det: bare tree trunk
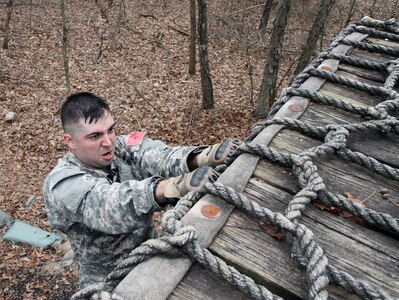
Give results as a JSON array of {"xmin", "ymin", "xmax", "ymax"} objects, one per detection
[
  {"xmin": 95, "ymin": 0, "xmax": 110, "ymax": 22},
  {"xmin": 198, "ymin": 0, "xmax": 214, "ymax": 109},
  {"xmin": 369, "ymin": 0, "xmax": 377, "ymax": 17},
  {"xmin": 344, "ymin": 0, "xmax": 356, "ymax": 28},
  {"xmin": 257, "ymin": 0, "xmax": 274, "ymax": 42},
  {"xmin": 293, "ymin": 0, "xmax": 334, "ymax": 78},
  {"xmin": 3, "ymin": 0, "xmax": 14, "ymax": 50},
  {"xmin": 254, "ymin": 0, "xmax": 291, "ymax": 118},
  {"xmin": 189, "ymin": 0, "xmax": 196, "ymax": 75},
  {"xmin": 61, "ymin": 0, "xmax": 71, "ymax": 96}
]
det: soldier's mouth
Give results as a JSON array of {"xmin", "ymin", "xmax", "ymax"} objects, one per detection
[{"xmin": 102, "ymin": 151, "xmax": 113, "ymax": 161}]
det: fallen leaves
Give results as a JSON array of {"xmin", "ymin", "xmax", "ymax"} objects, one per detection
[
  {"xmin": 258, "ymin": 221, "xmax": 284, "ymax": 239},
  {"xmin": 314, "ymin": 192, "xmax": 369, "ymax": 226}
]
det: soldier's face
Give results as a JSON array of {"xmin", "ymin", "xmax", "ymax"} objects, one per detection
[{"xmin": 63, "ymin": 112, "xmax": 116, "ymax": 169}]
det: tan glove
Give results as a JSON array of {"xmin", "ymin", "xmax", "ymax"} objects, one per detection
[
  {"xmin": 195, "ymin": 139, "xmax": 242, "ymax": 168},
  {"xmin": 164, "ymin": 166, "xmax": 219, "ymax": 200}
]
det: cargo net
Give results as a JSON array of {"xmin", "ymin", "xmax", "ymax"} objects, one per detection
[{"xmin": 72, "ymin": 17, "xmax": 399, "ymax": 300}]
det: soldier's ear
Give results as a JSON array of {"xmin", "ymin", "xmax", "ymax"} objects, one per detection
[{"xmin": 63, "ymin": 133, "xmax": 77, "ymax": 151}]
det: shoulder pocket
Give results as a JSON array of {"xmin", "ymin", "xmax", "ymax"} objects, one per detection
[{"xmin": 50, "ymin": 169, "xmax": 95, "ymax": 213}]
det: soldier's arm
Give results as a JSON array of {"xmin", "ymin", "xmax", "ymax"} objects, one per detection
[
  {"xmin": 117, "ymin": 134, "xmax": 196, "ymax": 178},
  {"xmin": 51, "ymin": 173, "xmax": 163, "ymax": 235}
]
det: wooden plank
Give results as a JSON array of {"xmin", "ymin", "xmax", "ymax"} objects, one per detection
[
  {"xmin": 206, "ymin": 180, "xmax": 399, "ymax": 299},
  {"xmin": 320, "ymin": 80, "xmax": 385, "ymax": 108},
  {"xmin": 169, "ymin": 264, "xmax": 250, "ymax": 300},
  {"xmin": 349, "ymin": 48, "xmax": 396, "ymax": 64},
  {"xmin": 338, "ymin": 63, "xmax": 386, "ymax": 84},
  {"xmin": 255, "ymin": 129, "xmax": 399, "ymax": 219},
  {"xmin": 300, "ymin": 102, "xmax": 399, "ymax": 166},
  {"xmin": 302, "ymin": 102, "xmax": 360, "ymax": 126},
  {"xmin": 335, "ymin": 69, "xmax": 384, "ymax": 87},
  {"xmin": 367, "ymin": 37, "xmax": 399, "ymax": 48}
]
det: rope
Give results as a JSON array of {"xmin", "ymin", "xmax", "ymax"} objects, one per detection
[{"xmin": 72, "ymin": 17, "xmax": 399, "ymax": 300}]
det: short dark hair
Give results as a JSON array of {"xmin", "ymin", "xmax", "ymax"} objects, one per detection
[{"xmin": 61, "ymin": 92, "xmax": 110, "ymax": 131}]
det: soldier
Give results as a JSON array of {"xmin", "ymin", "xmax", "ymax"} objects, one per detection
[{"xmin": 43, "ymin": 92, "xmax": 240, "ymax": 289}]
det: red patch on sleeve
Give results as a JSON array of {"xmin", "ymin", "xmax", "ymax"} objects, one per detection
[{"xmin": 127, "ymin": 132, "xmax": 146, "ymax": 146}]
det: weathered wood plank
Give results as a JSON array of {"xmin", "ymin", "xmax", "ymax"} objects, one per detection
[
  {"xmin": 349, "ymin": 48, "xmax": 397, "ymax": 64},
  {"xmin": 320, "ymin": 81, "xmax": 384, "ymax": 108},
  {"xmin": 366, "ymin": 36, "xmax": 399, "ymax": 48},
  {"xmin": 337, "ymin": 63, "xmax": 386, "ymax": 83},
  {"xmin": 301, "ymin": 102, "xmax": 360, "ymax": 126},
  {"xmin": 245, "ymin": 179, "xmax": 399, "ymax": 260},
  {"xmin": 254, "ymin": 129, "xmax": 399, "ymax": 219},
  {"xmin": 207, "ymin": 180, "xmax": 399, "ymax": 299},
  {"xmin": 299, "ymin": 103, "xmax": 399, "ymax": 168},
  {"xmin": 169, "ymin": 264, "xmax": 250, "ymax": 300}
]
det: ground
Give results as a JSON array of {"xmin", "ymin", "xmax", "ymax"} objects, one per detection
[{"xmin": 0, "ymin": 0, "xmax": 397, "ymax": 298}]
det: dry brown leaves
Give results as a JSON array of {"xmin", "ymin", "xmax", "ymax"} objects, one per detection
[{"xmin": 314, "ymin": 192, "xmax": 368, "ymax": 225}]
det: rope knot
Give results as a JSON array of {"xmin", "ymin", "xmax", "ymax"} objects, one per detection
[
  {"xmin": 367, "ymin": 106, "xmax": 388, "ymax": 119},
  {"xmin": 324, "ymin": 126, "xmax": 349, "ymax": 145},
  {"xmin": 169, "ymin": 225, "xmax": 198, "ymax": 247}
]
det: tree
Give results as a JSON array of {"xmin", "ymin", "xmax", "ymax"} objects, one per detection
[
  {"xmin": 344, "ymin": 0, "xmax": 356, "ymax": 28},
  {"xmin": 254, "ymin": 0, "xmax": 292, "ymax": 118},
  {"xmin": 197, "ymin": 0, "xmax": 214, "ymax": 109},
  {"xmin": 257, "ymin": 0, "xmax": 275, "ymax": 42},
  {"xmin": 189, "ymin": 0, "xmax": 196, "ymax": 75},
  {"xmin": 369, "ymin": 0, "xmax": 377, "ymax": 17},
  {"xmin": 293, "ymin": 0, "xmax": 334, "ymax": 78},
  {"xmin": 61, "ymin": 0, "xmax": 71, "ymax": 96},
  {"xmin": 2, "ymin": 0, "xmax": 14, "ymax": 50}
]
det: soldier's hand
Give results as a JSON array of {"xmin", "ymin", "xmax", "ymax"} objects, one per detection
[
  {"xmin": 195, "ymin": 139, "xmax": 242, "ymax": 168},
  {"xmin": 163, "ymin": 166, "xmax": 219, "ymax": 201}
]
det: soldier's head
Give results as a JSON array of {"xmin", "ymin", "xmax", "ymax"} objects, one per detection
[{"xmin": 61, "ymin": 92, "xmax": 116, "ymax": 169}]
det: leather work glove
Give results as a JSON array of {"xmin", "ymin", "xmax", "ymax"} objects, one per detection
[
  {"xmin": 195, "ymin": 139, "xmax": 242, "ymax": 168},
  {"xmin": 164, "ymin": 166, "xmax": 219, "ymax": 201}
]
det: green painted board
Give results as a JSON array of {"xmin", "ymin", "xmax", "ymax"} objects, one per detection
[{"xmin": 2, "ymin": 220, "xmax": 59, "ymax": 248}]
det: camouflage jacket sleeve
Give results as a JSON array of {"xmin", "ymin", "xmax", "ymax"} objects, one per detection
[
  {"xmin": 46, "ymin": 167, "xmax": 161, "ymax": 235},
  {"xmin": 116, "ymin": 134, "xmax": 197, "ymax": 179}
]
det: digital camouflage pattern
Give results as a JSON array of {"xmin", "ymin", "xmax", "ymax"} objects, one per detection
[{"xmin": 43, "ymin": 134, "xmax": 195, "ymax": 288}]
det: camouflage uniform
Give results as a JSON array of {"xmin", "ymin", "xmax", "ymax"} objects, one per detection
[{"xmin": 43, "ymin": 133, "xmax": 195, "ymax": 288}]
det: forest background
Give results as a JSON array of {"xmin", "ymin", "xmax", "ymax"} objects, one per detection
[{"xmin": 0, "ymin": 0, "xmax": 398, "ymax": 298}]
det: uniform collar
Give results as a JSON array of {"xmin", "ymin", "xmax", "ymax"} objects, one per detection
[{"xmin": 64, "ymin": 150, "xmax": 118, "ymax": 178}]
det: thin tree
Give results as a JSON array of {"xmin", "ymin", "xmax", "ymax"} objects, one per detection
[
  {"xmin": 254, "ymin": 0, "xmax": 291, "ymax": 118},
  {"xmin": 344, "ymin": 0, "xmax": 356, "ymax": 28},
  {"xmin": 293, "ymin": 0, "xmax": 334, "ymax": 78},
  {"xmin": 3, "ymin": 0, "xmax": 14, "ymax": 50},
  {"xmin": 197, "ymin": 0, "xmax": 214, "ymax": 109},
  {"xmin": 369, "ymin": 0, "xmax": 377, "ymax": 17},
  {"xmin": 189, "ymin": 0, "xmax": 196, "ymax": 75},
  {"xmin": 257, "ymin": 0, "xmax": 275, "ymax": 42},
  {"xmin": 61, "ymin": 0, "xmax": 71, "ymax": 95}
]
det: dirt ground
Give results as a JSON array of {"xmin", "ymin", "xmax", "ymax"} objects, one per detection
[{"xmin": 0, "ymin": 0, "xmax": 397, "ymax": 298}]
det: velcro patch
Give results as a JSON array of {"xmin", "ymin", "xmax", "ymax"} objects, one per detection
[{"xmin": 127, "ymin": 132, "xmax": 146, "ymax": 146}]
